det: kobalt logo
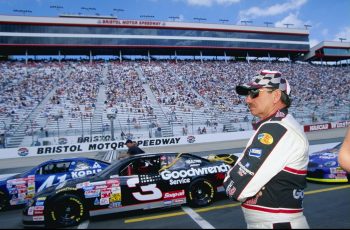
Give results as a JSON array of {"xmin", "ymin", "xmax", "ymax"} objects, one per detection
[
  {"xmin": 71, "ymin": 169, "xmax": 102, "ymax": 179},
  {"xmin": 161, "ymin": 163, "xmax": 230, "ymax": 180},
  {"xmin": 164, "ymin": 190, "xmax": 185, "ymax": 199}
]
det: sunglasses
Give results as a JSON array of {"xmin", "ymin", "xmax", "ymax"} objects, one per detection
[{"xmin": 247, "ymin": 88, "xmax": 276, "ymax": 99}]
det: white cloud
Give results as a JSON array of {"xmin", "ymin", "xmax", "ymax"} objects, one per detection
[
  {"xmin": 184, "ymin": 0, "xmax": 240, "ymax": 7},
  {"xmin": 239, "ymin": 0, "xmax": 307, "ymax": 19},
  {"xmin": 309, "ymin": 39, "xmax": 320, "ymax": 48},
  {"xmin": 274, "ymin": 13, "xmax": 306, "ymax": 29},
  {"xmin": 334, "ymin": 27, "xmax": 350, "ymax": 41},
  {"xmin": 321, "ymin": 28, "xmax": 329, "ymax": 37}
]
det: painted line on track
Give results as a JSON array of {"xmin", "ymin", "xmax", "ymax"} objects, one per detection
[
  {"xmin": 77, "ymin": 220, "xmax": 89, "ymax": 229},
  {"xmin": 182, "ymin": 206, "xmax": 215, "ymax": 229},
  {"xmin": 124, "ymin": 185, "xmax": 350, "ymax": 224}
]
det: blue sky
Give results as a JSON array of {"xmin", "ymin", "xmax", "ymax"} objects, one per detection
[{"xmin": 0, "ymin": 0, "xmax": 349, "ymax": 47}]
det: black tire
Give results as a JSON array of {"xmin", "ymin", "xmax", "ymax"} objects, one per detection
[
  {"xmin": 0, "ymin": 191, "xmax": 9, "ymax": 211},
  {"xmin": 45, "ymin": 194, "xmax": 86, "ymax": 228},
  {"xmin": 187, "ymin": 179, "xmax": 215, "ymax": 207}
]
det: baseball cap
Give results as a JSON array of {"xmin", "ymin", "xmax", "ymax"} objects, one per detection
[
  {"xmin": 125, "ymin": 139, "xmax": 133, "ymax": 144},
  {"xmin": 236, "ymin": 70, "xmax": 291, "ymax": 96}
]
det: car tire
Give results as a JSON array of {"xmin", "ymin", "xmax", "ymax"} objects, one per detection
[
  {"xmin": 45, "ymin": 194, "xmax": 86, "ymax": 228},
  {"xmin": 187, "ymin": 179, "xmax": 215, "ymax": 207},
  {"xmin": 0, "ymin": 191, "xmax": 9, "ymax": 211}
]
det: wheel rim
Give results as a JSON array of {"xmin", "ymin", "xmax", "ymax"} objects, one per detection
[
  {"xmin": 191, "ymin": 181, "xmax": 214, "ymax": 205},
  {"xmin": 0, "ymin": 194, "xmax": 7, "ymax": 211},
  {"xmin": 54, "ymin": 198, "xmax": 82, "ymax": 225}
]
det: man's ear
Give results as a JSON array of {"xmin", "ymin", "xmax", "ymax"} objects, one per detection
[{"xmin": 273, "ymin": 90, "xmax": 282, "ymax": 104}]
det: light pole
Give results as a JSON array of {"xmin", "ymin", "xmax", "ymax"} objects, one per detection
[
  {"xmin": 50, "ymin": 5, "xmax": 63, "ymax": 14},
  {"xmin": 169, "ymin": 16, "xmax": 180, "ymax": 22},
  {"xmin": 241, "ymin": 20, "xmax": 253, "ymax": 25},
  {"xmin": 140, "ymin": 15, "xmax": 155, "ymax": 20},
  {"xmin": 80, "ymin": 112, "xmax": 84, "ymax": 138},
  {"xmin": 339, "ymin": 38, "xmax": 347, "ymax": 43},
  {"xmin": 1, "ymin": 121, "xmax": 6, "ymax": 148},
  {"xmin": 53, "ymin": 115, "xmax": 60, "ymax": 139},
  {"xmin": 304, "ymin": 24, "xmax": 312, "ymax": 30},
  {"xmin": 89, "ymin": 114, "xmax": 92, "ymax": 141},
  {"xmin": 283, "ymin": 23, "xmax": 294, "ymax": 28},
  {"xmin": 113, "ymin": 8, "xmax": 124, "ymax": 18},
  {"xmin": 107, "ymin": 108, "xmax": 117, "ymax": 141},
  {"xmin": 219, "ymin": 19, "xmax": 229, "ymax": 24},
  {"xmin": 193, "ymin": 17, "xmax": 207, "ymax": 23},
  {"xmin": 13, "ymin": 9, "xmax": 32, "ymax": 15},
  {"xmin": 264, "ymin": 22, "xmax": 273, "ymax": 27}
]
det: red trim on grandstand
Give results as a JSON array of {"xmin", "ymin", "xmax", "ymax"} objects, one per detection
[
  {"xmin": 242, "ymin": 204, "xmax": 303, "ymax": 213},
  {"xmin": 0, "ymin": 44, "xmax": 309, "ymax": 52},
  {"xmin": 0, "ymin": 20, "xmax": 309, "ymax": 36},
  {"xmin": 283, "ymin": 167, "xmax": 307, "ymax": 175}
]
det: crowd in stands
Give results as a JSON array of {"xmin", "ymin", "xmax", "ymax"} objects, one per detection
[{"xmin": 0, "ymin": 59, "xmax": 349, "ymax": 147}]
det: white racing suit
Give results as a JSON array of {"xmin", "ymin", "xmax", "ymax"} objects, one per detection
[{"xmin": 224, "ymin": 108, "xmax": 309, "ymax": 229}]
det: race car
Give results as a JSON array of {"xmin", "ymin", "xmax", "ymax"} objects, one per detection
[
  {"xmin": 22, "ymin": 152, "xmax": 237, "ymax": 227},
  {"xmin": 307, "ymin": 142, "xmax": 349, "ymax": 183},
  {"xmin": 0, "ymin": 157, "xmax": 110, "ymax": 211}
]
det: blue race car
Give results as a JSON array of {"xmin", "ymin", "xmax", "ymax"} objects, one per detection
[
  {"xmin": 0, "ymin": 157, "xmax": 110, "ymax": 211},
  {"xmin": 307, "ymin": 142, "xmax": 349, "ymax": 183}
]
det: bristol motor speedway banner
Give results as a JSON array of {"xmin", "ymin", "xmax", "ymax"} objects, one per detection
[
  {"xmin": 0, "ymin": 131, "xmax": 254, "ymax": 160},
  {"xmin": 303, "ymin": 120, "xmax": 350, "ymax": 132}
]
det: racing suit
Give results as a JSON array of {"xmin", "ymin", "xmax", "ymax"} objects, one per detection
[{"xmin": 224, "ymin": 108, "xmax": 309, "ymax": 229}]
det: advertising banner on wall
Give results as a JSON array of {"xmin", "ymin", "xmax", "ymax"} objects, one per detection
[{"xmin": 0, "ymin": 131, "xmax": 254, "ymax": 160}]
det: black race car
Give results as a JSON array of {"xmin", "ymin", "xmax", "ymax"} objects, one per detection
[{"xmin": 22, "ymin": 152, "xmax": 236, "ymax": 227}]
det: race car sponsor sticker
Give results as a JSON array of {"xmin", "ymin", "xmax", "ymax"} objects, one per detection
[
  {"xmin": 109, "ymin": 202, "xmax": 121, "ymax": 208},
  {"xmin": 248, "ymin": 148, "xmax": 262, "ymax": 158},
  {"xmin": 28, "ymin": 207, "xmax": 34, "ymax": 216},
  {"xmin": 258, "ymin": 133, "xmax": 274, "ymax": 145},
  {"xmin": 109, "ymin": 193, "xmax": 122, "ymax": 202},
  {"xmin": 100, "ymin": 197, "xmax": 110, "ymax": 205},
  {"xmin": 163, "ymin": 190, "xmax": 185, "ymax": 200},
  {"xmin": 34, "ymin": 206, "xmax": 44, "ymax": 211},
  {"xmin": 33, "ymin": 216, "xmax": 44, "ymax": 221},
  {"xmin": 160, "ymin": 163, "xmax": 230, "ymax": 180},
  {"xmin": 84, "ymin": 190, "xmax": 100, "ymax": 198}
]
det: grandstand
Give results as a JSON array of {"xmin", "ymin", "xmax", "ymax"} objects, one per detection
[{"xmin": 0, "ymin": 14, "xmax": 349, "ymax": 148}]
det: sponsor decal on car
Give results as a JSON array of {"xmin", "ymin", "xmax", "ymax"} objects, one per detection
[
  {"xmin": 160, "ymin": 163, "xmax": 230, "ymax": 180},
  {"xmin": 71, "ymin": 169, "xmax": 103, "ymax": 179},
  {"xmin": 163, "ymin": 190, "xmax": 185, "ymax": 200},
  {"xmin": 257, "ymin": 133, "xmax": 274, "ymax": 145},
  {"xmin": 33, "ymin": 216, "xmax": 44, "ymax": 221}
]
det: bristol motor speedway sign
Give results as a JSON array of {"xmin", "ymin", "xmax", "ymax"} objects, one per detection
[{"xmin": 0, "ymin": 132, "xmax": 254, "ymax": 160}]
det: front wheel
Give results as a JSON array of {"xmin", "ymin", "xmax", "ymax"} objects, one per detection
[
  {"xmin": 46, "ymin": 194, "xmax": 87, "ymax": 228},
  {"xmin": 0, "ymin": 191, "xmax": 9, "ymax": 211},
  {"xmin": 187, "ymin": 179, "xmax": 215, "ymax": 207}
]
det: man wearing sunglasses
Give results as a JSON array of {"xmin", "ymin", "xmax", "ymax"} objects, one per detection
[{"xmin": 223, "ymin": 70, "xmax": 309, "ymax": 229}]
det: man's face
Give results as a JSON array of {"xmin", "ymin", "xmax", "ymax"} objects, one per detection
[
  {"xmin": 126, "ymin": 143, "xmax": 133, "ymax": 148},
  {"xmin": 245, "ymin": 88, "xmax": 276, "ymax": 119}
]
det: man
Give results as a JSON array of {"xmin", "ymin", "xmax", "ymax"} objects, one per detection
[
  {"xmin": 224, "ymin": 70, "xmax": 309, "ymax": 229},
  {"xmin": 339, "ymin": 127, "xmax": 350, "ymax": 172},
  {"xmin": 117, "ymin": 139, "xmax": 145, "ymax": 160}
]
